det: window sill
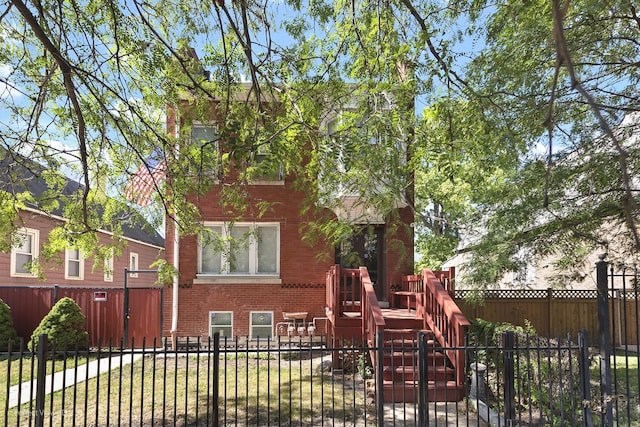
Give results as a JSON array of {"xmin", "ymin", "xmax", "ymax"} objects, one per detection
[
  {"xmin": 248, "ymin": 179, "xmax": 285, "ymax": 186},
  {"xmin": 10, "ymin": 274, "xmax": 37, "ymax": 278},
  {"xmin": 194, "ymin": 276, "xmax": 282, "ymax": 285}
]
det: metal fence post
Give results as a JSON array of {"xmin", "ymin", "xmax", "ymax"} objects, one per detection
[
  {"xmin": 578, "ymin": 330, "xmax": 593, "ymax": 427},
  {"xmin": 596, "ymin": 255, "xmax": 613, "ymax": 426},
  {"xmin": 212, "ymin": 332, "xmax": 219, "ymax": 427},
  {"xmin": 503, "ymin": 331, "xmax": 516, "ymax": 424},
  {"xmin": 35, "ymin": 334, "xmax": 47, "ymax": 427},
  {"xmin": 124, "ymin": 268, "xmax": 130, "ymax": 347},
  {"xmin": 376, "ymin": 329, "xmax": 385, "ymax": 427},
  {"xmin": 417, "ymin": 331, "xmax": 428, "ymax": 426}
]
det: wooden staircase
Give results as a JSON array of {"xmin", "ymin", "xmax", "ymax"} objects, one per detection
[
  {"xmin": 381, "ymin": 317, "xmax": 464, "ymax": 403},
  {"xmin": 326, "ymin": 265, "xmax": 469, "ymax": 404}
]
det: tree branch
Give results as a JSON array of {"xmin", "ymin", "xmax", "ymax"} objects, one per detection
[
  {"xmin": 11, "ymin": 0, "xmax": 92, "ymax": 230},
  {"xmin": 551, "ymin": 0, "xmax": 640, "ymax": 249}
]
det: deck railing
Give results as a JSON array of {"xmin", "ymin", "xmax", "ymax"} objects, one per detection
[{"xmin": 326, "ymin": 265, "xmax": 361, "ymax": 318}]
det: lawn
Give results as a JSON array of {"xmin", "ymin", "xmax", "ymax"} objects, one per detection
[
  {"xmin": 590, "ymin": 350, "xmax": 640, "ymax": 424},
  {"xmin": 1, "ymin": 353, "xmax": 94, "ymax": 424},
  {"xmin": 4, "ymin": 350, "xmax": 373, "ymax": 426}
]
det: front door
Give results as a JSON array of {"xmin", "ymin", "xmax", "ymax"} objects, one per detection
[{"xmin": 336, "ymin": 225, "xmax": 386, "ymax": 301}]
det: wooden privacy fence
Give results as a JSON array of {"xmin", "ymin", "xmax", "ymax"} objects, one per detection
[
  {"xmin": 455, "ymin": 288, "xmax": 640, "ymax": 345},
  {"xmin": 0, "ymin": 286, "xmax": 163, "ymax": 347}
]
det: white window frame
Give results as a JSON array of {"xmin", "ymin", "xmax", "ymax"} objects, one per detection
[
  {"xmin": 190, "ymin": 124, "xmax": 219, "ymax": 177},
  {"xmin": 10, "ymin": 228, "xmax": 39, "ymax": 277},
  {"xmin": 129, "ymin": 252, "xmax": 139, "ymax": 278},
  {"xmin": 104, "ymin": 249, "xmax": 114, "ymax": 282},
  {"xmin": 249, "ymin": 311, "xmax": 273, "ymax": 340},
  {"xmin": 65, "ymin": 248, "xmax": 84, "ymax": 280},
  {"xmin": 191, "ymin": 123, "xmax": 218, "ymax": 145},
  {"xmin": 209, "ymin": 311, "xmax": 233, "ymax": 339},
  {"xmin": 198, "ymin": 222, "xmax": 280, "ymax": 277}
]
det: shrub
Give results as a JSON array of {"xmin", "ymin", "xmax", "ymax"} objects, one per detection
[
  {"xmin": 0, "ymin": 298, "xmax": 19, "ymax": 350},
  {"xmin": 29, "ymin": 297, "xmax": 88, "ymax": 352}
]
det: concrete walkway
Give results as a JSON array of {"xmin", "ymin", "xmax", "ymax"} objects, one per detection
[
  {"xmin": 383, "ymin": 402, "xmax": 487, "ymax": 426},
  {"xmin": 8, "ymin": 354, "xmax": 142, "ymax": 409}
]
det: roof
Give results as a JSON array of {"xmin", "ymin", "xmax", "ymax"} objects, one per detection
[{"xmin": 0, "ymin": 151, "xmax": 165, "ymax": 248}]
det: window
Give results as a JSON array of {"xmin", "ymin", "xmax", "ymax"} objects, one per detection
[
  {"xmin": 248, "ymin": 146, "xmax": 284, "ymax": 182},
  {"xmin": 65, "ymin": 248, "xmax": 84, "ymax": 280},
  {"xmin": 250, "ymin": 311, "xmax": 273, "ymax": 340},
  {"xmin": 191, "ymin": 124, "xmax": 218, "ymax": 146},
  {"xmin": 209, "ymin": 311, "xmax": 233, "ymax": 339},
  {"xmin": 199, "ymin": 223, "xmax": 279, "ymax": 276},
  {"xmin": 129, "ymin": 252, "xmax": 139, "ymax": 278},
  {"xmin": 189, "ymin": 124, "xmax": 219, "ymax": 176},
  {"xmin": 11, "ymin": 228, "xmax": 39, "ymax": 277},
  {"xmin": 104, "ymin": 250, "xmax": 114, "ymax": 282}
]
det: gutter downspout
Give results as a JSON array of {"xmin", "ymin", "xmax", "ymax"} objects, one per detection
[{"xmin": 171, "ymin": 215, "xmax": 179, "ymax": 350}]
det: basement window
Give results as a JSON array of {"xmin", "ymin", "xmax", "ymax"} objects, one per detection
[
  {"xmin": 250, "ymin": 311, "xmax": 273, "ymax": 340},
  {"xmin": 210, "ymin": 311, "xmax": 233, "ymax": 339}
]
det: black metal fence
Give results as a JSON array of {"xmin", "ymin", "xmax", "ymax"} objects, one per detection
[
  {"xmin": 2, "ymin": 333, "xmax": 639, "ymax": 426},
  {"xmin": 1, "ymin": 259, "xmax": 639, "ymax": 426}
]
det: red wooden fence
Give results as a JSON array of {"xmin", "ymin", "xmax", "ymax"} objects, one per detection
[{"xmin": 0, "ymin": 286, "xmax": 163, "ymax": 347}]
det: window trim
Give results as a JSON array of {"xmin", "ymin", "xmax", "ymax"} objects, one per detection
[
  {"xmin": 249, "ymin": 311, "xmax": 274, "ymax": 341},
  {"xmin": 65, "ymin": 248, "xmax": 84, "ymax": 280},
  {"xmin": 129, "ymin": 252, "xmax": 139, "ymax": 278},
  {"xmin": 10, "ymin": 228, "xmax": 39, "ymax": 277},
  {"xmin": 209, "ymin": 311, "xmax": 233, "ymax": 339},
  {"xmin": 104, "ymin": 249, "xmax": 114, "ymax": 282},
  {"xmin": 197, "ymin": 222, "xmax": 280, "ymax": 278}
]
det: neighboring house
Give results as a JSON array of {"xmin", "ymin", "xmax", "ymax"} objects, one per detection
[
  {"xmin": 444, "ymin": 115, "xmax": 640, "ymax": 291},
  {"xmin": 443, "ymin": 249, "xmax": 602, "ymax": 291},
  {"xmin": 0, "ymin": 152, "xmax": 165, "ymax": 289},
  {"xmin": 164, "ymin": 84, "xmax": 414, "ymax": 340}
]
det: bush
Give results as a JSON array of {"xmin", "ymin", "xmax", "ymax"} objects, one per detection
[
  {"xmin": 29, "ymin": 297, "xmax": 88, "ymax": 352},
  {"xmin": 0, "ymin": 298, "xmax": 19, "ymax": 350}
]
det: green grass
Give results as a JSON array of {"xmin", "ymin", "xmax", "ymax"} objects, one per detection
[
  {"xmin": 0, "ymin": 354, "xmax": 92, "ymax": 387},
  {"xmin": 4, "ymin": 351, "xmax": 373, "ymax": 426},
  {"xmin": 588, "ymin": 350, "xmax": 640, "ymax": 425}
]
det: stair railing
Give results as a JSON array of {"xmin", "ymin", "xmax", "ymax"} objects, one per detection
[
  {"xmin": 419, "ymin": 268, "xmax": 470, "ymax": 388},
  {"xmin": 360, "ymin": 267, "xmax": 386, "ymax": 349},
  {"xmin": 360, "ymin": 266, "xmax": 386, "ymax": 412}
]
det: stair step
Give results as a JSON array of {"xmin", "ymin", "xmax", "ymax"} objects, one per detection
[
  {"xmin": 383, "ymin": 328, "xmax": 432, "ymax": 341},
  {"xmin": 383, "ymin": 365, "xmax": 454, "ymax": 382},
  {"xmin": 382, "ymin": 354, "xmax": 448, "ymax": 370},
  {"xmin": 384, "ymin": 318, "xmax": 424, "ymax": 330}
]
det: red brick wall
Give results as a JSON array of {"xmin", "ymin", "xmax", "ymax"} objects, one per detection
[
  {"xmin": 163, "ymin": 177, "xmax": 333, "ymax": 338},
  {"xmin": 164, "ymin": 101, "xmax": 415, "ymax": 339},
  {"xmin": 163, "ymin": 283, "xmax": 326, "ymax": 339}
]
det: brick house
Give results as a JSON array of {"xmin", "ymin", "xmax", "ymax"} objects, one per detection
[
  {"xmin": 0, "ymin": 153, "xmax": 165, "ymax": 289},
  {"xmin": 164, "ymin": 85, "xmax": 414, "ymax": 342}
]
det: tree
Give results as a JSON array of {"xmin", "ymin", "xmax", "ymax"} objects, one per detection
[
  {"xmin": 2, "ymin": 0, "xmax": 639, "ymax": 286},
  {"xmin": 452, "ymin": 0, "xmax": 640, "ymax": 286},
  {"xmin": 30, "ymin": 297, "xmax": 88, "ymax": 351},
  {"xmin": 0, "ymin": 298, "xmax": 19, "ymax": 350}
]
